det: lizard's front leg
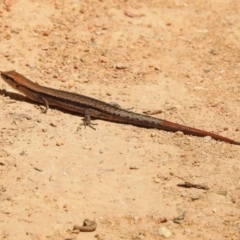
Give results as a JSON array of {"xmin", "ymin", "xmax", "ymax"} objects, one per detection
[{"xmin": 80, "ymin": 109, "xmax": 98, "ymax": 130}]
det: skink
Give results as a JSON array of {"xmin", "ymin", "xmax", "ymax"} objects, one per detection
[{"xmin": 1, "ymin": 70, "xmax": 239, "ymax": 145}]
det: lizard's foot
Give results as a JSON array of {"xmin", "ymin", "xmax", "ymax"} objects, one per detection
[
  {"xmin": 37, "ymin": 95, "xmax": 49, "ymax": 113},
  {"xmin": 77, "ymin": 109, "xmax": 98, "ymax": 131}
]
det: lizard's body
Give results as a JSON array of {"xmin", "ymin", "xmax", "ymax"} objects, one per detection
[{"xmin": 1, "ymin": 70, "xmax": 239, "ymax": 145}]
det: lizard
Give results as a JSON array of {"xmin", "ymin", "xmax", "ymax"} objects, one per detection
[{"xmin": 1, "ymin": 70, "xmax": 239, "ymax": 145}]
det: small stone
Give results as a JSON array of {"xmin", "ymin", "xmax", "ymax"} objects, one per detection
[
  {"xmin": 10, "ymin": 28, "xmax": 21, "ymax": 34},
  {"xmin": 193, "ymin": 86, "xmax": 205, "ymax": 91},
  {"xmin": 28, "ymin": 63, "xmax": 36, "ymax": 68},
  {"xmin": 209, "ymin": 49, "xmax": 218, "ymax": 55},
  {"xmin": 175, "ymin": 131, "xmax": 184, "ymax": 137},
  {"xmin": 154, "ymin": 177, "xmax": 161, "ymax": 183},
  {"xmin": 56, "ymin": 141, "xmax": 64, "ymax": 146},
  {"xmin": 133, "ymin": 216, "xmax": 139, "ymax": 222},
  {"xmin": 203, "ymin": 136, "xmax": 212, "ymax": 143},
  {"xmin": 41, "ymin": 46, "xmax": 48, "ymax": 50},
  {"xmin": 191, "ymin": 194, "xmax": 201, "ymax": 201},
  {"xmin": 184, "ymin": 229, "xmax": 192, "ymax": 234},
  {"xmin": 203, "ymin": 68, "xmax": 211, "ymax": 73},
  {"xmin": 158, "ymin": 227, "xmax": 172, "ymax": 238},
  {"xmin": 50, "ymin": 122, "xmax": 57, "ymax": 127},
  {"xmin": 115, "ymin": 63, "xmax": 128, "ymax": 69}
]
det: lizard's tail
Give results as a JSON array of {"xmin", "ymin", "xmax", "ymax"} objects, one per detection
[{"xmin": 160, "ymin": 119, "xmax": 240, "ymax": 145}]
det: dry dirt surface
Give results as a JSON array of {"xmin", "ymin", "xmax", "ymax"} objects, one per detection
[{"xmin": 0, "ymin": 0, "xmax": 240, "ymax": 239}]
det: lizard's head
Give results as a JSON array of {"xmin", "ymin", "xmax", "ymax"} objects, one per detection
[{"xmin": 0, "ymin": 70, "xmax": 21, "ymax": 90}]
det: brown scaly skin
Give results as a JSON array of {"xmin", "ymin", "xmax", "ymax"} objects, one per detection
[{"xmin": 1, "ymin": 70, "xmax": 239, "ymax": 145}]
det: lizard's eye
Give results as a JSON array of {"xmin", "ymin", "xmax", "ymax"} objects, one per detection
[{"xmin": 3, "ymin": 75, "xmax": 11, "ymax": 80}]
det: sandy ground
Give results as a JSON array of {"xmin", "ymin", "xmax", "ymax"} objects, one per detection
[{"xmin": 0, "ymin": 0, "xmax": 240, "ymax": 239}]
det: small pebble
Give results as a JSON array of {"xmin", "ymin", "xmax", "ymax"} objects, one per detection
[
  {"xmin": 115, "ymin": 63, "xmax": 128, "ymax": 69},
  {"xmin": 193, "ymin": 86, "xmax": 205, "ymax": 91},
  {"xmin": 203, "ymin": 136, "xmax": 212, "ymax": 143},
  {"xmin": 203, "ymin": 68, "xmax": 211, "ymax": 73},
  {"xmin": 56, "ymin": 141, "xmax": 64, "ymax": 146},
  {"xmin": 158, "ymin": 227, "xmax": 172, "ymax": 238},
  {"xmin": 50, "ymin": 122, "xmax": 57, "ymax": 127},
  {"xmin": 175, "ymin": 131, "xmax": 184, "ymax": 137},
  {"xmin": 191, "ymin": 194, "xmax": 201, "ymax": 201},
  {"xmin": 154, "ymin": 177, "xmax": 161, "ymax": 183}
]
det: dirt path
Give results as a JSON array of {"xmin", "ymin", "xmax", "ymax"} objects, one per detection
[{"xmin": 0, "ymin": 0, "xmax": 240, "ymax": 239}]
